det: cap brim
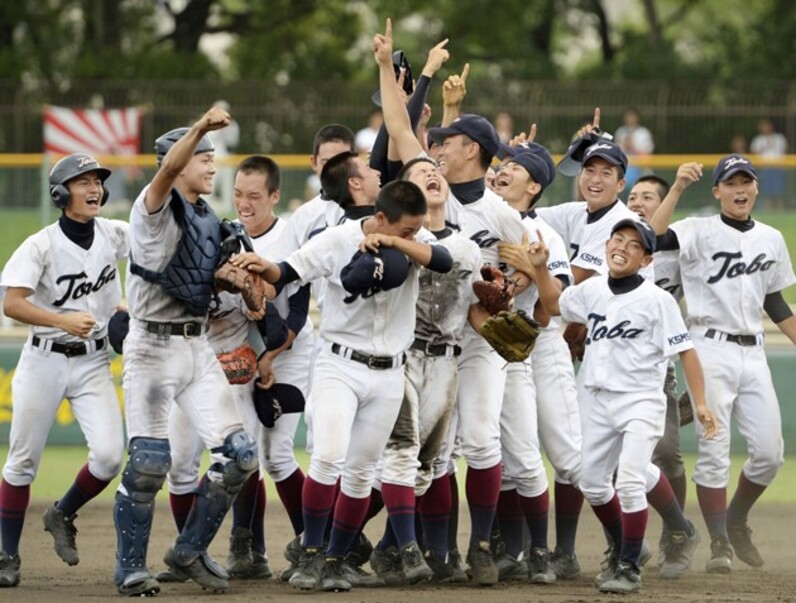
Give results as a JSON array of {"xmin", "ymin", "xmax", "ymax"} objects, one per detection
[
  {"xmin": 496, "ymin": 143, "xmax": 516, "ymax": 161},
  {"xmin": 428, "ymin": 125, "xmax": 461, "ymax": 145},
  {"xmin": 557, "ymin": 155, "xmax": 582, "ymax": 177}
]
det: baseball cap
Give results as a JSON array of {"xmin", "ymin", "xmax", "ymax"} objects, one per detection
[
  {"xmin": 428, "ymin": 114, "xmax": 501, "ymax": 159},
  {"xmin": 340, "ymin": 246, "xmax": 410, "ymax": 295},
  {"xmin": 501, "ymin": 142, "xmax": 556, "ymax": 187},
  {"xmin": 107, "ymin": 310, "xmax": 130, "ymax": 355},
  {"xmin": 252, "ymin": 381, "xmax": 305, "ymax": 428},
  {"xmin": 712, "ymin": 153, "xmax": 758, "ymax": 185},
  {"xmin": 580, "ymin": 141, "xmax": 628, "ymax": 175},
  {"xmin": 508, "ymin": 151, "xmax": 553, "ymax": 190},
  {"xmin": 155, "ymin": 127, "xmax": 215, "ymax": 166},
  {"xmin": 610, "ymin": 218, "xmax": 656, "ymax": 254},
  {"xmin": 372, "ymin": 50, "xmax": 414, "ymax": 107},
  {"xmin": 557, "ymin": 130, "xmax": 620, "ymax": 177}
]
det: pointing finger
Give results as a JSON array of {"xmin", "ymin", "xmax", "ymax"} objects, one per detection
[
  {"xmin": 592, "ymin": 107, "xmax": 601, "ymax": 130},
  {"xmin": 460, "ymin": 63, "xmax": 470, "ymax": 83}
]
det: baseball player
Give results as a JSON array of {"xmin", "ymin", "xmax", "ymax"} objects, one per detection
[
  {"xmin": 232, "ymin": 179, "xmax": 453, "ymax": 592},
  {"xmin": 367, "ymin": 27, "xmax": 478, "ymax": 584},
  {"xmin": 0, "ymin": 154, "xmax": 127, "ymax": 588},
  {"xmin": 649, "ymin": 156, "xmax": 796, "ymax": 573},
  {"xmin": 158, "ymin": 155, "xmax": 312, "ymax": 583},
  {"xmin": 529, "ymin": 218, "xmax": 717, "ymax": 593},
  {"xmin": 627, "ymin": 174, "xmax": 694, "ymax": 568},
  {"xmin": 492, "ymin": 147, "xmax": 574, "ymax": 583},
  {"xmin": 112, "ymin": 107, "xmax": 259, "ymax": 596}
]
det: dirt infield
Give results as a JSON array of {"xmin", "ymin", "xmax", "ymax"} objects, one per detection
[{"xmin": 3, "ymin": 499, "xmax": 795, "ymax": 602}]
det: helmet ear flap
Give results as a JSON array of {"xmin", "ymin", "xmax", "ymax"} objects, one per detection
[
  {"xmin": 50, "ymin": 184, "xmax": 70, "ymax": 209},
  {"xmin": 100, "ymin": 183, "xmax": 110, "ymax": 206}
]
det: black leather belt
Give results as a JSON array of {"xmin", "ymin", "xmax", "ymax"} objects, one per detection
[
  {"xmin": 145, "ymin": 321, "xmax": 205, "ymax": 337},
  {"xmin": 331, "ymin": 343, "xmax": 405, "ymax": 370},
  {"xmin": 410, "ymin": 338, "xmax": 462, "ymax": 357},
  {"xmin": 32, "ymin": 335, "xmax": 105, "ymax": 357},
  {"xmin": 704, "ymin": 328, "xmax": 760, "ymax": 347}
]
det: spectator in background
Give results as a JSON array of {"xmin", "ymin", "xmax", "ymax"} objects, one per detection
[
  {"xmin": 750, "ymin": 118, "xmax": 788, "ymax": 210},
  {"xmin": 730, "ymin": 133, "xmax": 749, "ymax": 155},
  {"xmin": 355, "ymin": 108, "xmax": 383, "ymax": 154},
  {"xmin": 208, "ymin": 100, "xmax": 241, "ymax": 212},
  {"xmin": 494, "ymin": 111, "xmax": 514, "ymax": 144},
  {"xmin": 614, "ymin": 107, "xmax": 654, "ymax": 188}
]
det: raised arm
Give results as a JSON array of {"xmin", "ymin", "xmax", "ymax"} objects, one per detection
[
  {"xmin": 145, "ymin": 106, "xmax": 230, "ymax": 214},
  {"xmin": 649, "ymin": 162, "xmax": 703, "ymax": 235}
]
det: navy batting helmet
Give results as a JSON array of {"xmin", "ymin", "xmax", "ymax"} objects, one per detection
[
  {"xmin": 154, "ymin": 127, "xmax": 215, "ymax": 167},
  {"xmin": 49, "ymin": 153, "xmax": 112, "ymax": 209}
]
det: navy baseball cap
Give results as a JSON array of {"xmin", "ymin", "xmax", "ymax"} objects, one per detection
[
  {"xmin": 557, "ymin": 131, "xmax": 624, "ymax": 177},
  {"xmin": 611, "ymin": 218, "xmax": 656, "ymax": 254},
  {"xmin": 501, "ymin": 142, "xmax": 556, "ymax": 187},
  {"xmin": 252, "ymin": 381, "xmax": 305, "ymax": 429},
  {"xmin": 508, "ymin": 151, "xmax": 553, "ymax": 190},
  {"xmin": 107, "ymin": 310, "xmax": 130, "ymax": 355},
  {"xmin": 428, "ymin": 114, "xmax": 501, "ymax": 159},
  {"xmin": 340, "ymin": 246, "xmax": 410, "ymax": 295},
  {"xmin": 581, "ymin": 141, "xmax": 628, "ymax": 175},
  {"xmin": 712, "ymin": 154, "xmax": 758, "ymax": 185}
]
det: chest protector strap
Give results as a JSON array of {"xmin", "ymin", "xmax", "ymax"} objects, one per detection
[{"xmin": 130, "ymin": 191, "xmax": 222, "ymax": 316}]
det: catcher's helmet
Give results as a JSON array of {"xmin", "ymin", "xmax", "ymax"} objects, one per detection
[
  {"xmin": 49, "ymin": 153, "xmax": 112, "ymax": 209},
  {"xmin": 154, "ymin": 127, "xmax": 215, "ymax": 167}
]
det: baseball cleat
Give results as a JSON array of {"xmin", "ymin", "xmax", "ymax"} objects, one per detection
[
  {"xmin": 466, "ymin": 540, "xmax": 499, "ymax": 585},
  {"xmin": 42, "ymin": 504, "xmax": 79, "ymax": 566},
  {"xmin": 423, "ymin": 549, "xmax": 455, "ymax": 582},
  {"xmin": 320, "ymin": 557, "xmax": 351, "ymax": 592},
  {"xmin": 494, "ymin": 552, "xmax": 528, "ymax": 581},
  {"xmin": 370, "ymin": 545, "xmax": 405, "ymax": 585},
  {"xmin": 0, "ymin": 552, "xmax": 21, "ymax": 588},
  {"xmin": 154, "ymin": 567, "xmax": 190, "ymax": 583},
  {"xmin": 659, "ymin": 523, "xmax": 700, "ymax": 579},
  {"xmin": 163, "ymin": 547, "xmax": 229, "ymax": 591},
  {"xmin": 340, "ymin": 558, "xmax": 385, "ymax": 587},
  {"xmin": 727, "ymin": 520, "xmax": 764, "ymax": 567},
  {"xmin": 116, "ymin": 570, "xmax": 160, "ymax": 597},
  {"xmin": 226, "ymin": 527, "xmax": 254, "ymax": 578},
  {"xmin": 527, "ymin": 547, "xmax": 557, "ymax": 584},
  {"xmin": 447, "ymin": 548, "xmax": 470, "ymax": 583},
  {"xmin": 595, "ymin": 545, "xmax": 618, "ymax": 587},
  {"xmin": 598, "ymin": 560, "xmax": 641, "ymax": 594},
  {"xmin": 550, "ymin": 547, "xmax": 581, "ymax": 580},
  {"xmin": 289, "ymin": 547, "xmax": 323, "ymax": 590},
  {"xmin": 399, "ymin": 541, "xmax": 434, "ymax": 584},
  {"xmin": 706, "ymin": 536, "xmax": 733, "ymax": 574}
]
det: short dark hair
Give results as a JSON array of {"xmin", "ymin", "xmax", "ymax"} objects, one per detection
[
  {"xmin": 312, "ymin": 124, "xmax": 355, "ymax": 157},
  {"xmin": 236, "ymin": 155, "xmax": 281, "ymax": 194},
  {"xmin": 376, "ymin": 180, "xmax": 427, "ymax": 222},
  {"xmin": 320, "ymin": 150, "xmax": 359, "ymax": 209},
  {"xmin": 396, "ymin": 157, "xmax": 437, "ymax": 181},
  {"xmin": 634, "ymin": 174, "xmax": 670, "ymax": 200},
  {"xmin": 462, "ymin": 135, "xmax": 493, "ymax": 171}
]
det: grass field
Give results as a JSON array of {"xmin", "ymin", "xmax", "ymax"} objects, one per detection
[
  {"xmin": 3, "ymin": 208, "xmax": 796, "ymax": 302},
  {"xmin": 5, "ymin": 445, "xmax": 795, "ymax": 504}
]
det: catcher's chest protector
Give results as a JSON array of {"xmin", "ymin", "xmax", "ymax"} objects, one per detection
[{"xmin": 130, "ymin": 190, "xmax": 223, "ymax": 316}]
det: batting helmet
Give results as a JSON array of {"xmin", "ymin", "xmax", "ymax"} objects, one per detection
[
  {"xmin": 154, "ymin": 127, "xmax": 215, "ymax": 167},
  {"xmin": 49, "ymin": 153, "xmax": 112, "ymax": 210}
]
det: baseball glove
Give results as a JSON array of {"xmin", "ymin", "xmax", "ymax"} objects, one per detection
[
  {"xmin": 473, "ymin": 264, "xmax": 516, "ymax": 315},
  {"xmin": 217, "ymin": 345, "xmax": 258, "ymax": 385},
  {"xmin": 478, "ymin": 309, "xmax": 541, "ymax": 363},
  {"xmin": 678, "ymin": 391, "xmax": 694, "ymax": 427},
  {"xmin": 214, "ymin": 262, "xmax": 268, "ymax": 314}
]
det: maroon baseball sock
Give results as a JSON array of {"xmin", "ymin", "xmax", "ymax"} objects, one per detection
[
  {"xmin": 647, "ymin": 473, "xmax": 691, "ymax": 534},
  {"xmin": 696, "ymin": 484, "xmax": 727, "ymax": 540},
  {"xmin": 169, "ymin": 492, "xmax": 194, "ymax": 532},
  {"xmin": 58, "ymin": 463, "xmax": 111, "ymax": 518},
  {"xmin": 302, "ymin": 476, "xmax": 336, "ymax": 548},
  {"xmin": 381, "ymin": 483, "xmax": 417, "ymax": 548},
  {"xmin": 726, "ymin": 471, "xmax": 767, "ymax": 525},
  {"xmin": 554, "ymin": 481, "xmax": 584, "ymax": 554},
  {"xmin": 620, "ymin": 508, "xmax": 648, "ymax": 568},
  {"xmin": 496, "ymin": 489, "xmax": 524, "ymax": 557},
  {"xmin": 0, "ymin": 479, "xmax": 30, "ymax": 556},
  {"xmin": 275, "ymin": 468, "xmax": 305, "ymax": 536},
  {"xmin": 326, "ymin": 492, "xmax": 370, "ymax": 557},
  {"xmin": 466, "ymin": 464, "xmax": 502, "ymax": 548},
  {"xmin": 419, "ymin": 475, "xmax": 452, "ymax": 559},
  {"xmin": 591, "ymin": 493, "xmax": 622, "ymax": 550},
  {"xmin": 519, "ymin": 489, "xmax": 550, "ymax": 551}
]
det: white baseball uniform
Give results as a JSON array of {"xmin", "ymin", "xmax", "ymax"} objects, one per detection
[
  {"xmin": 285, "ymin": 218, "xmax": 434, "ymax": 498},
  {"xmin": 670, "ymin": 215, "xmax": 795, "ymax": 488},
  {"xmin": 444, "ymin": 187, "xmax": 527, "ymax": 469},
  {"xmin": 1, "ymin": 218, "xmax": 128, "ymax": 486},
  {"xmin": 560, "ymin": 276, "xmax": 694, "ymax": 513}
]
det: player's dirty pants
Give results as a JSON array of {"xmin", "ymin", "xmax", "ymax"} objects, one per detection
[
  {"xmin": 651, "ymin": 362, "xmax": 685, "ymax": 481},
  {"xmin": 691, "ymin": 336, "xmax": 783, "ymax": 488},
  {"xmin": 380, "ymin": 349, "xmax": 458, "ymax": 494},
  {"xmin": 3, "ymin": 340, "xmax": 124, "ymax": 486},
  {"xmin": 531, "ymin": 327, "xmax": 582, "ymax": 488},
  {"xmin": 307, "ymin": 345, "xmax": 405, "ymax": 498},
  {"xmin": 579, "ymin": 388, "xmax": 665, "ymax": 513},
  {"xmin": 500, "ymin": 360, "xmax": 547, "ymax": 498}
]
